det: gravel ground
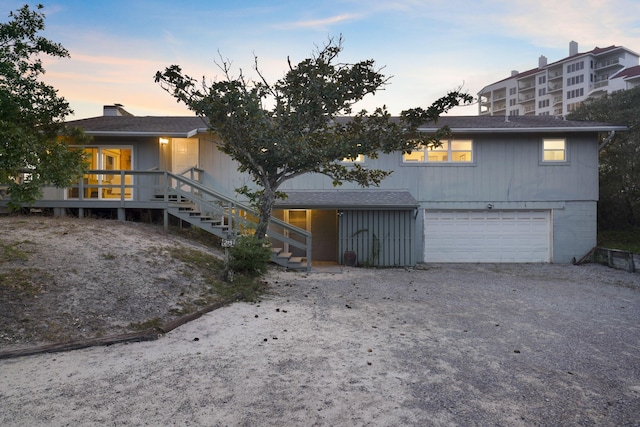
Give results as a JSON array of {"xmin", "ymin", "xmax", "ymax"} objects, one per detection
[{"xmin": 1, "ymin": 263, "xmax": 640, "ymax": 426}]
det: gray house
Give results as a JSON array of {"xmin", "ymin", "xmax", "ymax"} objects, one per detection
[
  {"xmin": 276, "ymin": 115, "xmax": 625, "ymax": 264},
  {"xmin": 1, "ymin": 106, "xmax": 625, "ymax": 267}
]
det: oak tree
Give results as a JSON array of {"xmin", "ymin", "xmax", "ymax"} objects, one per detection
[
  {"xmin": 568, "ymin": 86, "xmax": 640, "ymax": 229},
  {"xmin": 0, "ymin": 4, "xmax": 88, "ymax": 208},
  {"xmin": 156, "ymin": 37, "xmax": 472, "ymax": 238}
]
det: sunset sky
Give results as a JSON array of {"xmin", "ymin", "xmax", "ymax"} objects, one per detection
[{"xmin": 5, "ymin": 0, "xmax": 640, "ymax": 119}]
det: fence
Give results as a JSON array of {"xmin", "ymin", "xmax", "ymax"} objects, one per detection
[{"xmin": 591, "ymin": 248, "xmax": 639, "ymax": 273}]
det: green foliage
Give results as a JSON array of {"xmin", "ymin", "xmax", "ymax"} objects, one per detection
[
  {"xmin": 167, "ymin": 246, "xmax": 267, "ymax": 302},
  {"xmin": 568, "ymin": 86, "xmax": 640, "ymax": 229},
  {"xmin": 598, "ymin": 228, "xmax": 640, "ymax": 253},
  {"xmin": 0, "ymin": 4, "xmax": 89, "ymax": 208},
  {"xmin": 156, "ymin": 36, "xmax": 473, "ymax": 238},
  {"xmin": 229, "ymin": 234, "xmax": 271, "ymax": 276}
]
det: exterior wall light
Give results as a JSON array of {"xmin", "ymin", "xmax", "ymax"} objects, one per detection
[{"xmin": 159, "ymin": 137, "xmax": 169, "ymax": 145}]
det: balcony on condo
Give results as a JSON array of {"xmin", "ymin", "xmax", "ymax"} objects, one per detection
[
  {"xmin": 518, "ymin": 93, "xmax": 535, "ymax": 103},
  {"xmin": 548, "ymin": 82, "xmax": 563, "ymax": 93},
  {"xmin": 594, "ymin": 57, "xmax": 621, "ymax": 71}
]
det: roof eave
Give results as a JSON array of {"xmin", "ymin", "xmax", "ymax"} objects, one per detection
[
  {"xmin": 274, "ymin": 203, "xmax": 418, "ymax": 210},
  {"xmin": 417, "ymin": 126, "xmax": 628, "ymax": 133},
  {"xmin": 82, "ymin": 128, "xmax": 205, "ymax": 138}
]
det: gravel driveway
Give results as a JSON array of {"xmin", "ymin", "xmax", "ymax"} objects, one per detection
[{"xmin": 1, "ymin": 263, "xmax": 639, "ymax": 426}]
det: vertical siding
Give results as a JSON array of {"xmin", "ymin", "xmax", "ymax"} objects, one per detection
[
  {"xmin": 339, "ymin": 210, "xmax": 414, "ymax": 267},
  {"xmin": 279, "ymin": 134, "xmax": 599, "ymax": 203},
  {"xmin": 553, "ymin": 201, "xmax": 597, "ymax": 263},
  {"xmin": 199, "ymin": 132, "xmax": 599, "ymax": 264}
]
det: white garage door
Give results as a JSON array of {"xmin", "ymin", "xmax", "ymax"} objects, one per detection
[{"xmin": 424, "ymin": 210, "xmax": 551, "ymax": 262}]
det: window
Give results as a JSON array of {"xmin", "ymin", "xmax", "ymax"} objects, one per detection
[
  {"xmin": 566, "ymin": 87, "xmax": 584, "ymax": 100},
  {"xmin": 567, "ymin": 61, "xmax": 584, "ymax": 73},
  {"xmin": 342, "ymin": 154, "xmax": 364, "ymax": 163},
  {"xmin": 542, "ymin": 138, "xmax": 566, "ymax": 162},
  {"xmin": 67, "ymin": 146, "xmax": 133, "ymax": 199},
  {"xmin": 403, "ymin": 140, "xmax": 473, "ymax": 163},
  {"xmin": 567, "ymin": 75, "xmax": 584, "ymax": 86},
  {"xmin": 567, "ymin": 102, "xmax": 583, "ymax": 113}
]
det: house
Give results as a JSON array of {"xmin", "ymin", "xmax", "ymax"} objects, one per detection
[
  {"xmin": 479, "ymin": 41, "xmax": 640, "ymax": 117},
  {"xmin": 0, "ymin": 105, "xmax": 626, "ymax": 267}
]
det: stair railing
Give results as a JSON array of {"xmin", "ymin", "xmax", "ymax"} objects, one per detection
[{"xmin": 164, "ymin": 170, "xmax": 311, "ymax": 271}]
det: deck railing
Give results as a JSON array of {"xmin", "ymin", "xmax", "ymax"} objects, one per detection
[{"xmin": 0, "ymin": 168, "xmax": 312, "ymax": 271}]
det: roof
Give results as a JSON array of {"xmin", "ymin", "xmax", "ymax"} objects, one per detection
[
  {"xmin": 65, "ymin": 116, "xmax": 209, "ymax": 137},
  {"xmin": 612, "ymin": 65, "xmax": 640, "ymax": 80},
  {"xmin": 66, "ymin": 113, "xmax": 625, "ymax": 138},
  {"xmin": 416, "ymin": 115, "xmax": 627, "ymax": 133},
  {"xmin": 481, "ymin": 44, "xmax": 639, "ymax": 89},
  {"xmin": 274, "ymin": 190, "xmax": 418, "ymax": 210}
]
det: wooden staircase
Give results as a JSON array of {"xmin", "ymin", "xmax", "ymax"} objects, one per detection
[
  {"xmin": 269, "ymin": 247, "xmax": 308, "ymax": 271},
  {"xmin": 162, "ymin": 171, "xmax": 311, "ymax": 271}
]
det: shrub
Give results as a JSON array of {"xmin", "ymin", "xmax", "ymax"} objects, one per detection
[{"xmin": 229, "ymin": 235, "xmax": 271, "ymax": 276}]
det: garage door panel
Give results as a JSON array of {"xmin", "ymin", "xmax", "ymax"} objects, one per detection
[{"xmin": 424, "ymin": 210, "xmax": 550, "ymax": 263}]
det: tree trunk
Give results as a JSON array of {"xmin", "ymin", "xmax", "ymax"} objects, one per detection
[{"xmin": 255, "ymin": 189, "xmax": 276, "ymax": 240}]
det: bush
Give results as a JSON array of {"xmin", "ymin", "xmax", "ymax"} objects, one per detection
[{"xmin": 229, "ymin": 235, "xmax": 271, "ymax": 276}]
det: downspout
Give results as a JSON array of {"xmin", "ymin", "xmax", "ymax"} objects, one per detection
[{"xmin": 599, "ymin": 131, "xmax": 616, "ymax": 152}]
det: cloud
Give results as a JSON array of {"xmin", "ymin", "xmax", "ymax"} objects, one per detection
[
  {"xmin": 278, "ymin": 13, "xmax": 363, "ymax": 30},
  {"xmin": 489, "ymin": 0, "xmax": 640, "ymax": 49}
]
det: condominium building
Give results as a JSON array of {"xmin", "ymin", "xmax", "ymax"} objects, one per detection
[{"xmin": 478, "ymin": 41, "xmax": 640, "ymax": 117}]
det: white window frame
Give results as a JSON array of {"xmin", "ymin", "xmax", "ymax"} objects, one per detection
[
  {"xmin": 541, "ymin": 138, "xmax": 568, "ymax": 163},
  {"xmin": 402, "ymin": 139, "xmax": 474, "ymax": 164}
]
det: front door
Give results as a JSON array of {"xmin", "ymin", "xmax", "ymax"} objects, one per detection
[{"xmin": 172, "ymin": 138, "xmax": 199, "ymax": 173}]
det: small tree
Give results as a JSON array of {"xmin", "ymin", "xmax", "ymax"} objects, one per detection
[
  {"xmin": 0, "ymin": 4, "xmax": 88, "ymax": 209},
  {"xmin": 568, "ymin": 86, "xmax": 640, "ymax": 229},
  {"xmin": 156, "ymin": 37, "xmax": 472, "ymax": 238}
]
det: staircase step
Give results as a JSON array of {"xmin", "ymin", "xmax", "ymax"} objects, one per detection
[
  {"xmin": 200, "ymin": 218, "xmax": 222, "ymax": 223},
  {"xmin": 277, "ymin": 252, "xmax": 292, "ymax": 259},
  {"xmin": 288, "ymin": 257, "xmax": 304, "ymax": 264}
]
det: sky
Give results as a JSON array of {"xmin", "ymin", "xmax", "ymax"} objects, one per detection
[{"xmin": 3, "ymin": 0, "xmax": 640, "ymax": 119}]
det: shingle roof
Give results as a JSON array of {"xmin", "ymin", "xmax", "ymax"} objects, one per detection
[
  {"xmin": 274, "ymin": 190, "xmax": 418, "ymax": 209},
  {"xmin": 65, "ymin": 116, "xmax": 209, "ymax": 137},
  {"xmin": 66, "ymin": 113, "xmax": 625, "ymax": 137}
]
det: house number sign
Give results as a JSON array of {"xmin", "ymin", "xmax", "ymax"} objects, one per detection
[{"xmin": 221, "ymin": 238, "xmax": 235, "ymax": 248}]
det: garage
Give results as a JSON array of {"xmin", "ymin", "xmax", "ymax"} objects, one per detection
[{"xmin": 424, "ymin": 210, "xmax": 551, "ymax": 262}]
